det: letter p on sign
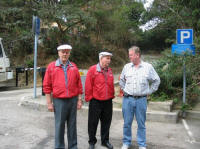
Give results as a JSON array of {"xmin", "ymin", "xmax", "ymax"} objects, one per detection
[{"xmin": 177, "ymin": 29, "xmax": 193, "ymax": 44}]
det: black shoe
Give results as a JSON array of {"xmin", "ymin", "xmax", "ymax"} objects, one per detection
[
  {"xmin": 89, "ymin": 144, "xmax": 95, "ymax": 149},
  {"xmin": 102, "ymin": 142, "xmax": 113, "ymax": 149}
]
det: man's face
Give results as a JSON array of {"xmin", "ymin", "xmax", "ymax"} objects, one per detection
[
  {"xmin": 129, "ymin": 50, "xmax": 139, "ymax": 64},
  {"xmin": 58, "ymin": 49, "xmax": 71, "ymax": 63},
  {"xmin": 100, "ymin": 56, "xmax": 111, "ymax": 68}
]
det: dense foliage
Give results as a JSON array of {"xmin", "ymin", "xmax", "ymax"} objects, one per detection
[
  {"xmin": 144, "ymin": 0, "xmax": 200, "ymax": 107},
  {"xmin": 151, "ymin": 50, "xmax": 200, "ymax": 109},
  {"xmin": 141, "ymin": 0, "xmax": 200, "ymax": 50},
  {"xmin": 0, "ymin": 0, "xmax": 199, "ymax": 106},
  {"xmin": 0, "ymin": 0, "xmax": 146, "ymax": 67}
]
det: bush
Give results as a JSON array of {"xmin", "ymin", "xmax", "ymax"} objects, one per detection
[
  {"xmin": 25, "ymin": 59, "xmax": 34, "ymax": 68},
  {"xmin": 151, "ymin": 49, "xmax": 200, "ymax": 107}
]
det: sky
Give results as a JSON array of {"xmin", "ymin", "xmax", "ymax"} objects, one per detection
[
  {"xmin": 140, "ymin": 0, "xmax": 159, "ymax": 31},
  {"xmin": 144, "ymin": 0, "xmax": 154, "ymax": 9}
]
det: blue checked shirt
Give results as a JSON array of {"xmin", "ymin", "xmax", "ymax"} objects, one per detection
[{"xmin": 119, "ymin": 61, "xmax": 160, "ymax": 96}]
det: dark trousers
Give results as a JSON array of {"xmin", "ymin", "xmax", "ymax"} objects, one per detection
[
  {"xmin": 88, "ymin": 98, "xmax": 113, "ymax": 145},
  {"xmin": 53, "ymin": 97, "xmax": 78, "ymax": 149}
]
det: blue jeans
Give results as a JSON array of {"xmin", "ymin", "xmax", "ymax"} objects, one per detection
[
  {"xmin": 122, "ymin": 96, "xmax": 147, "ymax": 147},
  {"xmin": 53, "ymin": 97, "xmax": 78, "ymax": 149}
]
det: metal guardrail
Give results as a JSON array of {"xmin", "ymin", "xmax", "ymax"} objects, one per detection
[
  {"xmin": 16, "ymin": 67, "xmax": 46, "ymax": 95},
  {"xmin": 15, "ymin": 68, "xmax": 118, "ymax": 97}
]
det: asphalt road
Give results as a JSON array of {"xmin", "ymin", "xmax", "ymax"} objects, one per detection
[{"xmin": 0, "ymin": 88, "xmax": 200, "ymax": 149}]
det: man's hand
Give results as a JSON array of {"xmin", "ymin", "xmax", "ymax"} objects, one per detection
[
  {"xmin": 77, "ymin": 99, "xmax": 82, "ymax": 110},
  {"xmin": 77, "ymin": 94, "xmax": 82, "ymax": 110},
  {"xmin": 123, "ymin": 91, "xmax": 129, "ymax": 97},
  {"xmin": 46, "ymin": 94, "xmax": 54, "ymax": 112},
  {"xmin": 47, "ymin": 102, "xmax": 54, "ymax": 112}
]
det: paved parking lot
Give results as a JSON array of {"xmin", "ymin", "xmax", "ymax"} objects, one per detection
[{"xmin": 0, "ymin": 87, "xmax": 199, "ymax": 149}]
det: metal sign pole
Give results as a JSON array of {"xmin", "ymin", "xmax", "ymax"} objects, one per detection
[
  {"xmin": 174, "ymin": 29, "xmax": 195, "ymax": 118},
  {"xmin": 33, "ymin": 34, "xmax": 38, "ymax": 98},
  {"xmin": 182, "ymin": 57, "xmax": 186, "ymax": 117},
  {"xmin": 33, "ymin": 16, "xmax": 40, "ymax": 98}
]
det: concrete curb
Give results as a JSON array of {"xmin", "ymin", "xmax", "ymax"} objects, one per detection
[
  {"xmin": 148, "ymin": 100, "xmax": 173, "ymax": 112},
  {"xmin": 18, "ymin": 95, "xmax": 47, "ymax": 111},
  {"xmin": 146, "ymin": 110, "xmax": 179, "ymax": 123},
  {"xmin": 185, "ymin": 110, "xmax": 200, "ymax": 119},
  {"xmin": 19, "ymin": 95, "xmax": 180, "ymax": 124}
]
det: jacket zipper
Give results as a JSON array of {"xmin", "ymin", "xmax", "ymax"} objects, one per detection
[
  {"xmin": 66, "ymin": 67, "xmax": 68, "ymax": 97},
  {"xmin": 105, "ymin": 70, "xmax": 108, "ymax": 99},
  {"xmin": 62, "ymin": 66, "xmax": 68, "ymax": 97}
]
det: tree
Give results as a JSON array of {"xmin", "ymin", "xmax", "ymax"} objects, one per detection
[
  {"xmin": 0, "ymin": 0, "xmax": 97, "ymax": 66},
  {"xmin": 0, "ymin": 0, "xmax": 35, "ymax": 66},
  {"xmin": 141, "ymin": 0, "xmax": 200, "ymax": 50},
  {"xmin": 0, "ymin": 0, "xmax": 147, "ymax": 67},
  {"xmin": 141, "ymin": 0, "xmax": 200, "ymax": 106}
]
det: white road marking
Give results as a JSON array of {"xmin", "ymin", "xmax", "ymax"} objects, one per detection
[{"xmin": 182, "ymin": 119, "xmax": 196, "ymax": 143}]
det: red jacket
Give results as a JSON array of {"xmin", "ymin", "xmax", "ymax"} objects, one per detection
[
  {"xmin": 85, "ymin": 64, "xmax": 115, "ymax": 102},
  {"xmin": 43, "ymin": 60, "xmax": 83, "ymax": 99}
]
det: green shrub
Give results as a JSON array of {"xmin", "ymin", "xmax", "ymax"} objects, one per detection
[
  {"xmin": 25, "ymin": 59, "xmax": 34, "ymax": 68},
  {"xmin": 150, "ymin": 92, "xmax": 169, "ymax": 102},
  {"xmin": 151, "ymin": 49, "xmax": 200, "ymax": 106}
]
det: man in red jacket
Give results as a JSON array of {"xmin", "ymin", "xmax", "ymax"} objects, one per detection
[
  {"xmin": 85, "ymin": 52, "xmax": 115, "ymax": 149},
  {"xmin": 43, "ymin": 44, "xmax": 83, "ymax": 149}
]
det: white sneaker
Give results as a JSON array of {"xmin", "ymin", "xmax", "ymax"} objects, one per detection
[
  {"xmin": 121, "ymin": 144, "xmax": 129, "ymax": 149},
  {"xmin": 139, "ymin": 147, "xmax": 146, "ymax": 149}
]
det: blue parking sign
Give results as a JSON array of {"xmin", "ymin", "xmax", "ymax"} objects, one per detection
[
  {"xmin": 35, "ymin": 17, "xmax": 40, "ymax": 35},
  {"xmin": 177, "ymin": 29, "xmax": 193, "ymax": 44},
  {"xmin": 32, "ymin": 16, "xmax": 40, "ymax": 35},
  {"xmin": 172, "ymin": 44, "xmax": 195, "ymax": 56}
]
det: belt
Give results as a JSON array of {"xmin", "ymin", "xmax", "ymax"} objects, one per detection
[{"xmin": 126, "ymin": 94, "xmax": 146, "ymax": 99}]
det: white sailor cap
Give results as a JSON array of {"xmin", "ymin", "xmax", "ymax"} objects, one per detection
[
  {"xmin": 57, "ymin": 44, "xmax": 72, "ymax": 50},
  {"xmin": 99, "ymin": 52, "xmax": 112, "ymax": 59}
]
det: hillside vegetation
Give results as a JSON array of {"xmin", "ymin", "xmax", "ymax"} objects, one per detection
[
  {"xmin": 0, "ymin": 0, "xmax": 200, "ymax": 106},
  {"xmin": 1, "ymin": 0, "xmax": 199, "ymax": 66}
]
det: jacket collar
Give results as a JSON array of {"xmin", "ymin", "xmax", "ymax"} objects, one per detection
[
  {"xmin": 55, "ymin": 59, "xmax": 73, "ymax": 67},
  {"xmin": 96, "ymin": 63, "xmax": 101, "ymax": 72},
  {"xmin": 96, "ymin": 63, "xmax": 109, "ymax": 72}
]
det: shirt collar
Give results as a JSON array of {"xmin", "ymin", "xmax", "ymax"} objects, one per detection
[
  {"xmin": 96, "ymin": 63, "xmax": 108, "ymax": 72},
  {"xmin": 55, "ymin": 59, "xmax": 72, "ymax": 67},
  {"xmin": 96, "ymin": 63, "xmax": 101, "ymax": 72},
  {"xmin": 131, "ymin": 61, "xmax": 144, "ymax": 68}
]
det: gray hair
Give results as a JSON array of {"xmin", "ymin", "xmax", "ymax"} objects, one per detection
[{"xmin": 128, "ymin": 46, "xmax": 141, "ymax": 57}]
